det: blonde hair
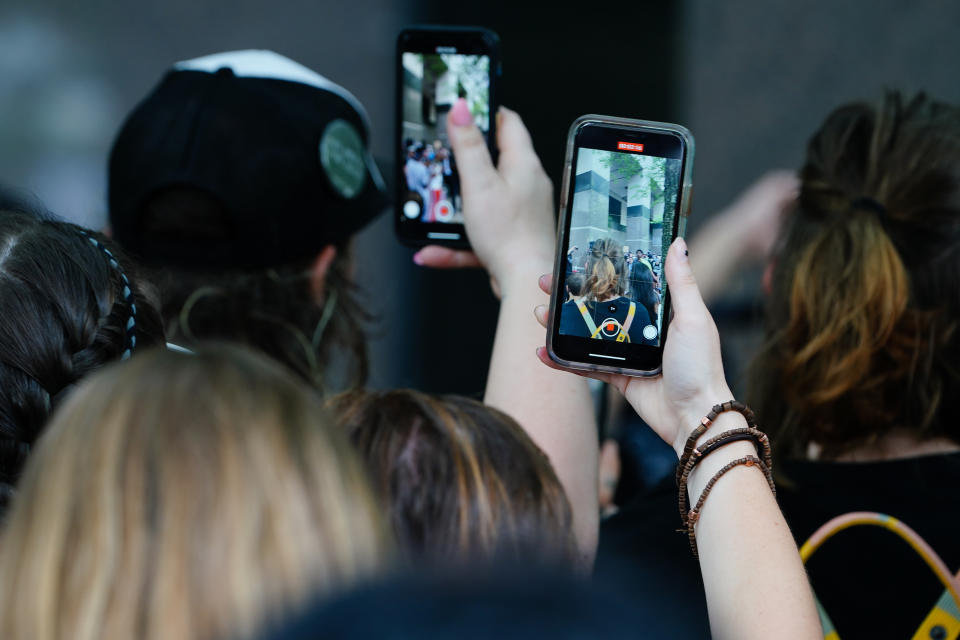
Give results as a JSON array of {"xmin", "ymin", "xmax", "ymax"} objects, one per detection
[
  {"xmin": 0, "ymin": 345, "xmax": 389, "ymax": 640},
  {"xmin": 582, "ymin": 238, "xmax": 626, "ymax": 301}
]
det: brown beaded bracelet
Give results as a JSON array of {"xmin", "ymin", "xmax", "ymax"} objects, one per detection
[
  {"xmin": 675, "ymin": 400, "xmax": 757, "ymax": 486},
  {"xmin": 686, "ymin": 455, "xmax": 775, "ymax": 558},
  {"xmin": 677, "ymin": 427, "xmax": 773, "ymax": 521}
]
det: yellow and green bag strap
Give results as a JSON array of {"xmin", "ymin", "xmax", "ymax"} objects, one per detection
[
  {"xmin": 799, "ymin": 511, "xmax": 960, "ymax": 640},
  {"xmin": 615, "ymin": 302, "xmax": 637, "ymax": 343},
  {"xmin": 576, "ymin": 300, "xmax": 602, "ymax": 339}
]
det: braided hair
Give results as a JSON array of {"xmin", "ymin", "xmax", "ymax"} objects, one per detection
[{"xmin": 0, "ymin": 211, "xmax": 164, "ymax": 508}]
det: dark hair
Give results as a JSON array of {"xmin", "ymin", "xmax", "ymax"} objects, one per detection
[
  {"xmin": 749, "ymin": 92, "xmax": 960, "ymax": 459},
  {"xmin": 565, "ymin": 272, "xmax": 585, "ymax": 298},
  {"xmin": 0, "ymin": 211, "xmax": 165, "ymax": 505},
  {"xmin": 627, "ymin": 261, "xmax": 658, "ymax": 321},
  {"xmin": 139, "ymin": 188, "xmax": 369, "ymax": 390},
  {"xmin": 329, "ymin": 389, "xmax": 577, "ymax": 565},
  {"xmin": 262, "ymin": 565, "xmax": 671, "ymax": 640}
]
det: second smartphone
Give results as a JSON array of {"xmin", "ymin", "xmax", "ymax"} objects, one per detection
[
  {"xmin": 547, "ymin": 115, "xmax": 694, "ymax": 376},
  {"xmin": 395, "ymin": 26, "xmax": 500, "ymax": 248}
]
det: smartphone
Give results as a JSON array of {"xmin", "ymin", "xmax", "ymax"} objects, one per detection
[
  {"xmin": 547, "ymin": 115, "xmax": 694, "ymax": 376},
  {"xmin": 395, "ymin": 26, "xmax": 500, "ymax": 248}
]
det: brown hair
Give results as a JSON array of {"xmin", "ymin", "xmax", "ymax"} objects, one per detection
[
  {"xmin": 583, "ymin": 238, "xmax": 627, "ymax": 301},
  {"xmin": 140, "ymin": 187, "xmax": 370, "ymax": 392},
  {"xmin": 0, "ymin": 345, "xmax": 389, "ymax": 640},
  {"xmin": 329, "ymin": 389, "xmax": 577, "ymax": 565},
  {"xmin": 750, "ymin": 92, "xmax": 960, "ymax": 459}
]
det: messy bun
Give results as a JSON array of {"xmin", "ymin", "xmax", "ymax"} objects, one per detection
[
  {"xmin": 751, "ymin": 92, "xmax": 960, "ymax": 459},
  {"xmin": 582, "ymin": 238, "xmax": 627, "ymax": 301}
]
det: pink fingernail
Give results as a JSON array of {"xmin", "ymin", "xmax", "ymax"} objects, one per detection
[
  {"xmin": 412, "ymin": 251, "xmax": 424, "ymax": 265},
  {"xmin": 450, "ymin": 98, "xmax": 473, "ymax": 127}
]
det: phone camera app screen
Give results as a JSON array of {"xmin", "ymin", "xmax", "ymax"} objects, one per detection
[
  {"xmin": 400, "ymin": 51, "xmax": 490, "ymax": 224},
  {"xmin": 558, "ymin": 145, "xmax": 682, "ymax": 348}
]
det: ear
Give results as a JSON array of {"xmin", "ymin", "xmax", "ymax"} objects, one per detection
[{"xmin": 309, "ymin": 245, "xmax": 338, "ymax": 303}]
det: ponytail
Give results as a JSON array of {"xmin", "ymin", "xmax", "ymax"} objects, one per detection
[
  {"xmin": 582, "ymin": 238, "xmax": 626, "ymax": 301},
  {"xmin": 750, "ymin": 91, "xmax": 960, "ymax": 459}
]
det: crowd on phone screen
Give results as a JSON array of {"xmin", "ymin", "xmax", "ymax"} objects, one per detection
[
  {"xmin": 561, "ymin": 241, "xmax": 662, "ymax": 344},
  {"xmin": 0, "ymin": 45, "xmax": 957, "ymax": 640},
  {"xmin": 403, "ymin": 138, "xmax": 459, "ymax": 221}
]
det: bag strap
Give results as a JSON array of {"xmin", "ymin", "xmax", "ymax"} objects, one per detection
[
  {"xmin": 799, "ymin": 511, "xmax": 960, "ymax": 640},
  {"xmin": 576, "ymin": 300, "xmax": 601, "ymax": 339}
]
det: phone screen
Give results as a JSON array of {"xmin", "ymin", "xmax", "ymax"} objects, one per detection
[
  {"xmin": 396, "ymin": 28, "xmax": 498, "ymax": 247},
  {"xmin": 550, "ymin": 119, "xmax": 690, "ymax": 374}
]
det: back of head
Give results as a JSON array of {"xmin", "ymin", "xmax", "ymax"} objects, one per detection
[
  {"xmin": 261, "ymin": 564, "xmax": 669, "ymax": 640},
  {"xmin": 0, "ymin": 211, "xmax": 164, "ymax": 506},
  {"xmin": 108, "ymin": 51, "xmax": 390, "ymax": 389},
  {"xmin": 750, "ymin": 92, "xmax": 960, "ymax": 458},
  {"xmin": 330, "ymin": 389, "xmax": 576, "ymax": 566},
  {"xmin": 583, "ymin": 237, "xmax": 626, "ymax": 301},
  {"xmin": 628, "ymin": 261, "xmax": 656, "ymax": 307},
  {"xmin": 0, "ymin": 345, "xmax": 388, "ymax": 640}
]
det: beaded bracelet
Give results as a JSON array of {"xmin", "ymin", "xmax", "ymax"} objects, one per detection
[
  {"xmin": 677, "ymin": 427, "xmax": 773, "ymax": 521},
  {"xmin": 675, "ymin": 400, "xmax": 757, "ymax": 486},
  {"xmin": 686, "ymin": 455, "xmax": 775, "ymax": 558}
]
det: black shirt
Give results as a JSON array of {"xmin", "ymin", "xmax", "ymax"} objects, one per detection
[
  {"xmin": 596, "ymin": 452, "xmax": 960, "ymax": 639},
  {"xmin": 558, "ymin": 297, "xmax": 655, "ymax": 345}
]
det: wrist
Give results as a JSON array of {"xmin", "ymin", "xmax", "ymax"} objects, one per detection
[
  {"xmin": 671, "ymin": 390, "xmax": 736, "ymax": 457},
  {"xmin": 493, "ymin": 254, "xmax": 555, "ymax": 299}
]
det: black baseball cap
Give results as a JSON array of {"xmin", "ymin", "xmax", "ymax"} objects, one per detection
[{"xmin": 109, "ymin": 50, "xmax": 389, "ymax": 269}]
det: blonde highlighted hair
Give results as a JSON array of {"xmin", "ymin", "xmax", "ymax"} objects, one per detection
[
  {"xmin": 0, "ymin": 345, "xmax": 389, "ymax": 640},
  {"xmin": 582, "ymin": 238, "xmax": 627, "ymax": 301}
]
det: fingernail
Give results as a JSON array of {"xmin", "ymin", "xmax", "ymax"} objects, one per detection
[
  {"xmin": 535, "ymin": 346, "xmax": 546, "ymax": 358},
  {"xmin": 450, "ymin": 98, "xmax": 473, "ymax": 127},
  {"xmin": 538, "ymin": 274, "xmax": 551, "ymax": 288},
  {"xmin": 412, "ymin": 251, "xmax": 423, "ymax": 265},
  {"xmin": 534, "ymin": 304, "xmax": 547, "ymax": 316}
]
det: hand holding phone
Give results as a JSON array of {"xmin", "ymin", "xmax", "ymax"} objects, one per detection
[
  {"xmin": 396, "ymin": 26, "xmax": 500, "ymax": 249},
  {"xmin": 413, "ymin": 104, "xmax": 556, "ymax": 300},
  {"xmin": 536, "ymin": 238, "xmax": 731, "ymax": 455},
  {"xmin": 546, "ymin": 115, "xmax": 694, "ymax": 376}
]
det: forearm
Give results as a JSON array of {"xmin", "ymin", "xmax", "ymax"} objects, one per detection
[
  {"xmin": 683, "ymin": 413, "xmax": 820, "ymax": 640},
  {"xmin": 688, "ymin": 211, "xmax": 745, "ymax": 305},
  {"xmin": 484, "ymin": 263, "xmax": 600, "ymax": 567}
]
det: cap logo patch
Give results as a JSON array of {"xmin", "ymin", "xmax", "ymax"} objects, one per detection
[{"xmin": 319, "ymin": 119, "xmax": 366, "ymax": 199}]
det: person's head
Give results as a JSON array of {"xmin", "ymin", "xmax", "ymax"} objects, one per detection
[
  {"xmin": 566, "ymin": 272, "xmax": 586, "ymax": 299},
  {"xmin": 0, "ymin": 211, "xmax": 164, "ymax": 508},
  {"xmin": 636, "ymin": 249, "xmax": 643, "ymax": 257},
  {"xmin": 108, "ymin": 50, "xmax": 388, "ymax": 391},
  {"xmin": 0, "ymin": 345, "xmax": 388, "ymax": 640},
  {"xmin": 329, "ymin": 389, "xmax": 576, "ymax": 566},
  {"xmin": 582, "ymin": 237, "xmax": 627, "ymax": 301},
  {"xmin": 627, "ymin": 260, "xmax": 655, "ymax": 305},
  {"xmin": 750, "ymin": 92, "xmax": 960, "ymax": 459}
]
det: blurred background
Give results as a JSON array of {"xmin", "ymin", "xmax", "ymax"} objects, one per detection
[{"xmin": 2, "ymin": 0, "xmax": 958, "ymax": 396}]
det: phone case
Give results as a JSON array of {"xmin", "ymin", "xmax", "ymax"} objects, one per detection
[
  {"xmin": 394, "ymin": 26, "xmax": 500, "ymax": 250},
  {"xmin": 546, "ymin": 114, "xmax": 695, "ymax": 377}
]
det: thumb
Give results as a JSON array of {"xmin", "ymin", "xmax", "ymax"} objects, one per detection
[
  {"xmin": 664, "ymin": 237, "xmax": 708, "ymax": 318},
  {"xmin": 446, "ymin": 97, "xmax": 498, "ymax": 195}
]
